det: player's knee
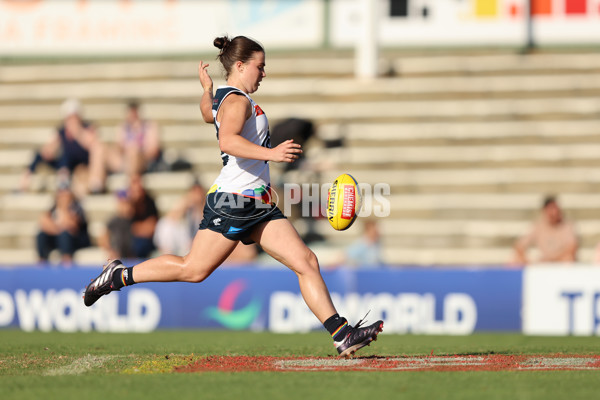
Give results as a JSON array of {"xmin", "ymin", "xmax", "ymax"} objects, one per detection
[
  {"xmin": 180, "ymin": 258, "xmax": 212, "ymax": 283},
  {"xmin": 183, "ymin": 267, "xmax": 211, "ymax": 283},
  {"xmin": 296, "ymin": 248, "xmax": 320, "ymax": 276},
  {"xmin": 307, "ymin": 249, "xmax": 320, "ymax": 271}
]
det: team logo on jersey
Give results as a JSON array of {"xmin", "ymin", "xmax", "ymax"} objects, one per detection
[{"xmin": 254, "ymin": 104, "xmax": 264, "ymax": 116}]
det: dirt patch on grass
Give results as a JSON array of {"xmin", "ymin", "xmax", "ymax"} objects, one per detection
[
  {"xmin": 43, "ymin": 355, "xmax": 117, "ymax": 376},
  {"xmin": 174, "ymin": 354, "xmax": 600, "ymax": 372}
]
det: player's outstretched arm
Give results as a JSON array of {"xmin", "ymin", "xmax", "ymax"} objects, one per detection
[{"xmin": 199, "ymin": 61, "xmax": 214, "ymax": 123}]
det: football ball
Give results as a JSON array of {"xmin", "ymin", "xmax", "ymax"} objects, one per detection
[{"xmin": 327, "ymin": 173, "xmax": 362, "ymax": 231}]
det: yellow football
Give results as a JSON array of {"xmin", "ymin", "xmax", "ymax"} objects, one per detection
[{"xmin": 327, "ymin": 173, "xmax": 362, "ymax": 231}]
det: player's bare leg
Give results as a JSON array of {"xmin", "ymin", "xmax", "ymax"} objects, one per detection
[
  {"xmin": 131, "ymin": 229, "xmax": 239, "ymax": 283},
  {"xmin": 250, "ymin": 218, "xmax": 383, "ymax": 356},
  {"xmin": 84, "ymin": 229, "xmax": 238, "ymax": 306},
  {"xmin": 249, "ymin": 218, "xmax": 336, "ymax": 322}
]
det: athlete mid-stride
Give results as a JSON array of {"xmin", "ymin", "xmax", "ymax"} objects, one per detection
[{"xmin": 83, "ymin": 35, "xmax": 383, "ymax": 357}]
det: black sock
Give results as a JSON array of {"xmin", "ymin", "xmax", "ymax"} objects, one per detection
[
  {"xmin": 324, "ymin": 313, "xmax": 350, "ymax": 341},
  {"xmin": 112, "ymin": 267, "xmax": 136, "ymax": 290}
]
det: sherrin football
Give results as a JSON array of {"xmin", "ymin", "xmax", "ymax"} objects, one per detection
[{"xmin": 327, "ymin": 173, "xmax": 362, "ymax": 231}]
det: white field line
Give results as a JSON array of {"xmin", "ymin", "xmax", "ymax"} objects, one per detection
[
  {"xmin": 43, "ymin": 354, "xmax": 117, "ymax": 376},
  {"xmin": 275, "ymin": 356, "xmax": 600, "ymax": 371}
]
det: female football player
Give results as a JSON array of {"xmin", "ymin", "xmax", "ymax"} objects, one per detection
[{"xmin": 84, "ymin": 35, "xmax": 382, "ymax": 357}]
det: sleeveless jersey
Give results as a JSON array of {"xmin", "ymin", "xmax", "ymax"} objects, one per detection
[{"xmin": 209, "ymin": 86, "xmax": 272, "ymax": 203}]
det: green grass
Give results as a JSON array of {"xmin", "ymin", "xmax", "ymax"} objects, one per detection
[{"xmin": 1, "ymin": 330, "xmax": 599, "ymax": 400}]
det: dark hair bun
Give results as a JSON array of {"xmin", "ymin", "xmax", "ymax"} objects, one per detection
[{"xmin": 213, "ymin": 36, "xmax": 229, "ymax": 50}]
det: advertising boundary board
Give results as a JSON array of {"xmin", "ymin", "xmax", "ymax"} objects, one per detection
[
  {"xmin": 0, "ymin": 266, "xmax": 522, "ymax": 334},
  {"xmin": 523, "ymin": 266, "xmax": 600, "ymax": 336}
]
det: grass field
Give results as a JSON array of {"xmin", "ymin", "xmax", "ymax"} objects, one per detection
[{"xmin": 1, "ymin": 330, "xmax": 599, "ymax": 400}]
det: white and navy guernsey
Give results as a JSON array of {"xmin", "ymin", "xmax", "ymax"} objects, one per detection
[{"xmin": 209, "ymin": 85, "xmax": 272, "ymax": 203}]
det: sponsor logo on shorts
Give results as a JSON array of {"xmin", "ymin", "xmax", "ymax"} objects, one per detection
[{"xmin": 213, "ymin": 218, "xmax": 221, "ymax": 226}]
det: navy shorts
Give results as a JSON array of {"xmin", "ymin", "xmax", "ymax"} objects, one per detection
[{"xmin": 199, "ymin": 192, "xmax": 286, "ymax": 244}]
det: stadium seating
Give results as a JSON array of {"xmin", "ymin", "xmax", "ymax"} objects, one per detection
[{"xmin": 1, "ymin": 50, "xmax": 599, "ymax": 266}]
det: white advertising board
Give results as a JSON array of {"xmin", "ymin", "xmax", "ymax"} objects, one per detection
[
  {"xmin": 330, "ymin": 0, "xmax": 600, "ymax": 47},
  {"xmin": 523, "ymin": 266, "xmax": 600, "ymax": 336},
  {"xmin": 1, "ymin": 0, "xmax": 598, "ymax": 56},
  {"xmin": 0, "ymin": 0, "xmax": 324, "ymax": 55}
]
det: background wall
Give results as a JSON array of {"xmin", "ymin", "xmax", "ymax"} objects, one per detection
[{"xmin": 2, "ymin": 0, "xmax": 600, "ymax": 56}]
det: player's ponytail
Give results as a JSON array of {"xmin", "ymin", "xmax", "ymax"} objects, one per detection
[
  {"xmin": 213, "ymin": 36, "xmax": 230, "ymax": 52},
  {"xmin": 214, "ymin": 35, "xmax": 264, "ymax": 79}
]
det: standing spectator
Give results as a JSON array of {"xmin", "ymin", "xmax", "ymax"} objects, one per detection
[
  {"xmin": 345, "ymin": 219, "xmax": 384, "ymax": 268},
  {"xmin": 513, "ymin": 196, "xmax": 578, "ymax": 265},
  {"xmin": 129, "ymin": 174, "xmax": 159, "ymax": 258},
  {"xmin": 36, "ymin": 182, "xmax": 91, "ymax": 266},
  {"xmin": 20, "ymin": 98, "xmax": 103, "ymax": 196}
]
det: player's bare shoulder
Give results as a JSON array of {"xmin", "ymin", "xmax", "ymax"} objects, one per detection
[{"xmin": 218, "ymin": 92, "xmax": 252, "ymax": 121}]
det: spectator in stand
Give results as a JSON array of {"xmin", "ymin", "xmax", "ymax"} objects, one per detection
[
  {"xmin": 20, "ymin": 98, "xmax": 104, "ymax": 196},
  {"xmin": 98, "ymin": 190, "xmax": 135, "ymax": 260},
  {"xmin": 129, "ymin": 174, "xmax": 159, "ymax": 258},
  {"xmin": 512, "ymin": 195, "xmax": 578, "ymax": 265},
  {"xmin": 36, "ymin": 181, "xmax": 91, "ymax": 266},
  {"xmin": 94, "ymin": 100, "xmax": 163, "ymax": 190},
  {"xmin": 154, "ymin": 180, "xmax": 206, "ymax": 256},
  {"xmin": 345, "ymin": 219, "xmax": 384, "ymax": 268}
]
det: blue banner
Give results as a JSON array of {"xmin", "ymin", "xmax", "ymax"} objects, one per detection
[{"xmin": 0, "ymin": 266, "xmax": 522, "ymax": 334}]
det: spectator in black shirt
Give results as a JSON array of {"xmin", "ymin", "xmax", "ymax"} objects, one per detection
[
  {"xmin": 36, "ymin": 182, "xmax": 91, "ymax": 266},
  {"xmin": 129, "ymin": 174, "xmax": 159, "ymax": 258}
]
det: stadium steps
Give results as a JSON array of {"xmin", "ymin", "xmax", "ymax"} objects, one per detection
[
  {"xmin": 392, "ymin": 53, "xmax": 600, "ymax": 76},
  {"xmin": 2, "ymin": 52, "xmax": 600, "ymax": 84},
  {"xmin": 1, "ymin": 96, "xmax": 599, "ymax": 126},
  {"xmin": 326, "ymin": 119, "xmax": 600, "ymax": 144},
  {"xmin": 2, "ymin": 118, "xmax": 600, "ymax": 146},
  {"xmin": 5, "ymin": 165, "xmax": 600, "ymax": 198},
  {"xmin": 2, "ymin": 73, "xmax": 600, "ymax": 104},
  {"xmin": 0, "ymin": 57, "xmax": 365, "ymax": 84}
]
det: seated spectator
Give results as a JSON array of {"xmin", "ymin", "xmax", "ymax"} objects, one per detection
[
  {"xmin": 98, "ymin": 190, "xmax": 135, "ymax": 260},
  {"xmin": 512, "ymin": 195, "xmax": 578, "ymax": 265},
  {"xmin": 21, "ymin": 98, "xmax": 103, "ymax": 196},
  {"xmin": 154, "ymin": 180, "xmax": 206, "ymax": 256},
  {"xmin": 345, "ymin": 219, "xmax": 384, "ymax": 268},
  {"xmin": 36, "ymin": 181, "xmax": 91, "ymax": 266},
  {"xmin": 99, "ymin": 175, "xmax": 158, "ymax": 259},
  {"xmin": 129, "ymin": 174, "xmax": 159, "ymax": 258},
  {"xmin": 95, "ymin": 100, "xmax": 163, "ymax": 189}
]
